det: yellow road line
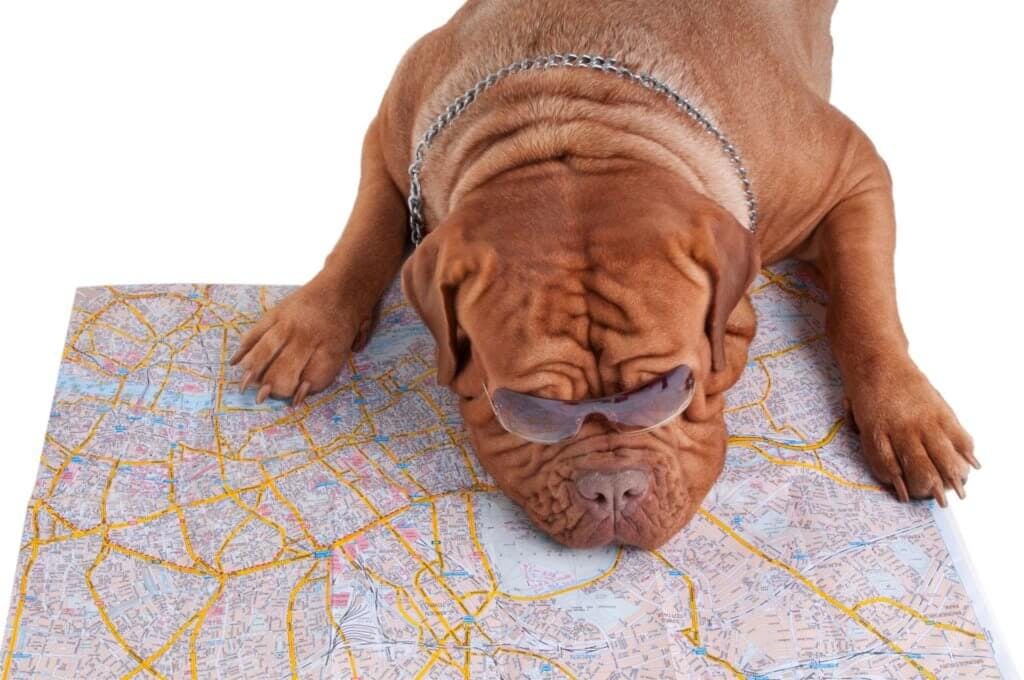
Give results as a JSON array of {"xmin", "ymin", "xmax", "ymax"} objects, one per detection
[
  {"xmin": 853, "ymin": 597, "xmax": 985, "ymax": 640},
  {"xmin": 287, "ymin": 563, "xmax": 323, "ymax": 678}
]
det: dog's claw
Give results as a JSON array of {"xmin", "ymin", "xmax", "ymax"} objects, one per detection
[
  {"xmin": 256, "ymin": 384, "xmax": 272, "ymax": 404},
  {"xmin": 952, "ymin": 477, "xmax": 967, "ymax": 500},
  {"xmin": 240, "ymin": 370, "xmax": 254, "ymax": 393},
  {"xmin": 892, "ymin": 477, "xmax": 910, "ymax": 503},
  {"xmin": 293, "ymin": 382, "xmax": 311, "ymax": 407},
  {"xmin": 932, "ymin": 484, "xmax": 948, "ymax": 508}
]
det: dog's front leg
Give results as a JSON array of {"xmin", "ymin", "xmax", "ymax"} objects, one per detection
[
  {"xmin": 804, "ymin": 144, "xmax": 978, "ymax": 505},
  {"xmin": 231, "ymin": 117, "xmax": 408, "ymax": 404}
]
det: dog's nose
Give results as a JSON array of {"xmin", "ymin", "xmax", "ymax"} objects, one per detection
[{"xmin": 574, "ymin": 469, "xmax": 650, "ymax": 516}]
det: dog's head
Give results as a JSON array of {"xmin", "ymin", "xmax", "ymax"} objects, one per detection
[{"xmin": 402, "ymin": 160, "xmax": 758, "ymax": 549}]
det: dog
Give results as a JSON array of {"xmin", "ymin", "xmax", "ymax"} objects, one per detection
[{"xmin": 231, "ymin": 0, "xmax": 978, "ymax": 550}]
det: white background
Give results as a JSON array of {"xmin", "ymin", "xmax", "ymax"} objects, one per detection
[{"xmin": 1, "ymin": 0, "xmax": 1021, "ymax": 670}]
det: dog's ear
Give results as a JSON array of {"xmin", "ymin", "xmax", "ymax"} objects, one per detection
[
  {"xmin": 401, "ymin": 226, "xmax": 466, "ymax": 386},
  {"xmin": 704, "ymin": 214, "xmax": 760, "ymax": 373}
]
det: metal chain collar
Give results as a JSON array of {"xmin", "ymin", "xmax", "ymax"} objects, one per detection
[{"xmin": 407, "ymin": 53, "xmax": 759, "ymax": 246}]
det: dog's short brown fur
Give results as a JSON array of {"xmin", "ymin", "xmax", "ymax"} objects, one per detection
[{"xmin": 233, "ymin": 0, "xmax": 977, "ymax": 549}]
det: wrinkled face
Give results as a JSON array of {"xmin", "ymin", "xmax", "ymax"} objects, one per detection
[{"xmin": 403, "ymin": 161, "xmax": 757, "ymax": 549}]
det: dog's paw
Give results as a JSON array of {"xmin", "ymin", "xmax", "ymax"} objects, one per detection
[
  {"xmin": 230, "ymin": 282, "xmax": 371, "ymax": 405},
  {"xmin": 849, "ymin": 362, "xmax": 979, "ymax": 507}
]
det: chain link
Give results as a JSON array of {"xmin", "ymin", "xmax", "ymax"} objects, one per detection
[{"xmin": 407, "ymin": 53, "xmax": 759, "ymax": 246}]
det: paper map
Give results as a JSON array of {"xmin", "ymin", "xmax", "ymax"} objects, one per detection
[{"xmin": 1, "ymin": 262, "xmax": 1015, "ymax": 678}]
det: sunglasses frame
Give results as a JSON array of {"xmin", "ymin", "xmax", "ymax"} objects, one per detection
[{"xmin": 482, "ymin": 365, "xmax": 696, "ymax": 444}]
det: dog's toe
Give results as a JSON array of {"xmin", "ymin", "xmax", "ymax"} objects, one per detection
[{"xmin": 851, "ymin": 366, "xmax": 975, "ymax": 506}]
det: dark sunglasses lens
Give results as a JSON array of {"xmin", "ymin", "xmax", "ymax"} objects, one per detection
[
  {"xmin": 593, "ymin": 365, "xmax": 695, "ymax": 430},
  {"xmin": 489, "ymin": 389, "xmax": 583, "ymax": 443}
]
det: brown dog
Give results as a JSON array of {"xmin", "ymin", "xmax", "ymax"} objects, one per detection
[{"xmin": 231, "ymin": 0, "xmax": 978, "ymax": 550}]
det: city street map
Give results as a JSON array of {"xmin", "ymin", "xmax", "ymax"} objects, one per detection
[{"xmin": 1, "ymin": 262, "xmax": 1015, "ymax": 678}]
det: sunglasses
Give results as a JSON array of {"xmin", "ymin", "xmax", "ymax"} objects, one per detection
[{"xmin": 483, "ymin": 365, "xmax": 696, "ymax": 444}]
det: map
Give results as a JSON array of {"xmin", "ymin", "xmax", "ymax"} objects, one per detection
[{"xmin": 1, "ymin": 262, "xmax": 1015, "ymax": 679}]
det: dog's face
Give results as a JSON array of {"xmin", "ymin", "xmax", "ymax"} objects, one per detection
[{"xmin": 403, "ymin": 161, "xmax": 758, "ymax": 549}]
